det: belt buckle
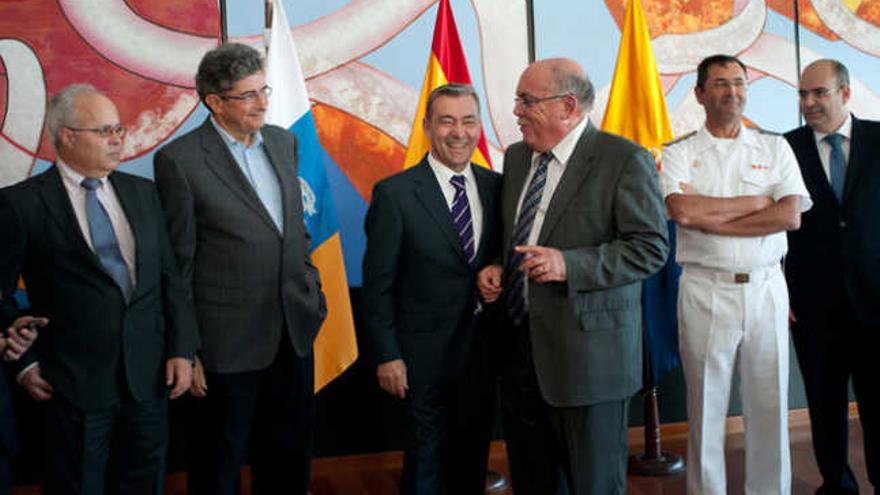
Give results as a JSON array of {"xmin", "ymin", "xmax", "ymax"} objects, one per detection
[{"xmin": 734, "ymin": 273, "xmax": 750, "ymax": 284}]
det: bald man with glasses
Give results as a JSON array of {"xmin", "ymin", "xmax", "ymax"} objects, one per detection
[{"xmin": 0, "ymin": 83, "xmax": 199, "ymax": 494}]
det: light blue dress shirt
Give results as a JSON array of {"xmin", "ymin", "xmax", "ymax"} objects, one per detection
[{"xmin": 211, "ymin": 117, "xmax": 284, "ymax": 232}]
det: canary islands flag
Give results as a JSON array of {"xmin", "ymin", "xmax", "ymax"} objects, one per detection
[
  {"xmin": 601, "ymin": 0, "xmax": 681, "ymax": 385},
  {"xmin": 403, "ymin": 0, "xmax": 492, "ymax": 169},
  {"xmin": 265, "ymin": 0, "xmax": 357, "ymax": 392}
]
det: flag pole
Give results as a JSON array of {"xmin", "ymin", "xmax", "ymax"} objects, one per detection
[
  {"xmin": 264, "ymin": 0, "xmax": 272, "ymax": 55},
  {"xmin": 219, "ymin": 0, "xmax": 228, "ymax": 43},
  {"xmin": 793, "ymin": 0, "xmax": 803, "ymax": 126},
  {"xmin": 525, "ymin": 0, "xmax": 535, "ymax": 62}
]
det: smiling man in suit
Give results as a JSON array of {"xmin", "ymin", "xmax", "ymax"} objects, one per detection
[
  {"xmin": 477, "ymin": 58, "xmax": 668, "ymax": 495},
  {"xmin": 0, "ymin": 84, "xmax": 199, "ymax": 494},
  {"xmin": 153, "ymin": 43, "xmax": 326, "ymax": 495},
  {"xmin": 362, "ymin": 83, "xmax": 501, "ymax": 495},
  {"xmin": 784, "ymin": 59, "xmax": 879, "ymax": 495}
]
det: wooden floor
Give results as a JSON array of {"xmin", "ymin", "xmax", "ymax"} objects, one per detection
[{"xmin": 13, "ymin": 410, "xmax": 871, "ymax": 495}]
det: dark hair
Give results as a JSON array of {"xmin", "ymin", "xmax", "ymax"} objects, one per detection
[
  {"xmin": 196, "ymin": 43, "xmax": 264, "ymax": 108},
  {"xmin": 823, "ymin": 59, "xmax": 850, "ymax": 87},
  {"xmin": 425, "ymin": 83, "xmax": 481, "ymax": 120},
  {"xmin": 696, "ymin": 54, "xmax": 748, "ymax": 89}
]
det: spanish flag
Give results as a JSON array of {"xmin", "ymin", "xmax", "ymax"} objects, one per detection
[
  {"xmin": 600, "ymin": 0, "xmax": 680, "ymax": 385},
  {"xmin": 403, "ymin": 0, "xmax": 492, "ymax": 169}
]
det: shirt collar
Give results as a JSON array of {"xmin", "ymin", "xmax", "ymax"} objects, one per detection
[
  {"xmin": 56, "ymin": 159, "xmax": 109, "ymax": 189},
  {"xmin": 812, "ymin": 112, "xmax": 852, "ymax": 143},
  {"xmin": 427, "ymin": 152, "xmax": 476, "ymax": 186},
  {"xmin": 538, "ymin": 115, "xmax": 590, "ymax": 165},
  {"xmin": 210, "ymin": 115, "xmax": 263, "ymax": 149},
  {"xmin": 694, "ymin": 121, "xmax": 760, "ymax": 153}
]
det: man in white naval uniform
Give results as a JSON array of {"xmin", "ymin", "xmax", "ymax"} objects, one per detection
[{"xmin": 660, "ymin": 54, "xmax": 812, "ymax": 495}]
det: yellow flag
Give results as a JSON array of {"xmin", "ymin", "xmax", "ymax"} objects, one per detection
[{"xmin": 601, "ymin": 0, "xmax": 673, "ymax": 158}]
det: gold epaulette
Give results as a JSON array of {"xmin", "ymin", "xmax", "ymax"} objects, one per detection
[
  {"xmin": 756, "ymin": 128, "xmax": 782, "ymax": 136},
  {"xmin": 664, "ymin": 130, "xmax": 697, "ymax": 147}
]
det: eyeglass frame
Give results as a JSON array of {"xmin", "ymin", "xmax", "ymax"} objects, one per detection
[
  {"xmin": 64, "ymin": 124, "xmax": 127, "ymax": 138},
  {"xmin": 514, "ymin": 93, "xmax": 573, "ymax": 108},
  {"xmin": 218, "ymin": 85, "xmax": 273, "ymax": 102}
]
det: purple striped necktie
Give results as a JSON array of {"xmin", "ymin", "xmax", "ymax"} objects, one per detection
[
  {"xmin": 450, "ymin": 175, "xmax": 476, "ymax": 266},
  {"xmin": 505, "ymin": 152, "xmax": 552, "ymax": 325}
]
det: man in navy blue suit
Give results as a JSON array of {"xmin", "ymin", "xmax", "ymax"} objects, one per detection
[{"xmin": 785, "ymin": 59, "xmax": 879, "ymax": 495}]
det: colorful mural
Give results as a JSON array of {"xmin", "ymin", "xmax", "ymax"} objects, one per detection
[{"xmin": 2, "ymin": 0, "xmax": 879, "ymax": 284}]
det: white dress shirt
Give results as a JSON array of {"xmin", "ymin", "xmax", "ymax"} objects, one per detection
[
  {"xmin": 660, "ymin": 123, "xmax": 812, "ymax": 272},
  {"xmin": 514, "ymin": 115, "xmax": 590, "ymax": 245},
  {"xmin": 427, "ymin": 153, "xmax": 485, "ymax": 254},
  {"xmin": 811, "ymin": 113, "xmax": 852, "ymax": 183},
  {"xmin": 56, "ymin": 160, "xmax": 137, "ymax": 285}
]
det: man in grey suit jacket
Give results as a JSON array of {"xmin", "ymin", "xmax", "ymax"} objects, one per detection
[
  {"xmin": 362, "ymin": 84, "xmax": 501, "ymax": 495},
  {"xmin": 153, "ymin": 43, "xmax": 326, "ymax": 495},
  {"xmin": 478, "ymin": 58, "xmax": 668, "ymax": 494}
]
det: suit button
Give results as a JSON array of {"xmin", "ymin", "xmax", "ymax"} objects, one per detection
[{"xmin": 840, "ymin": 220, "xmax": 847, "ymax": 228}]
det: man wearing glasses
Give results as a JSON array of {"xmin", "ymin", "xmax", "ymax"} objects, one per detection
[
  {"xmin": 0, "ymin": 84, "xmax": 199, "ymax": 493},
  {"xmin": 153, "ymin": 43, "xmax": 326, "ymax": 495},
  {"xmin": 477, "ymin": 58, "xmax": 668, "ymax": 494},
  {"xmin": 784, "ymin": 59, "xmax": 879, "ymax": 495},
  {"xmin": 660, "ymin": 54, "xmax": 812, "ymax": 495}
]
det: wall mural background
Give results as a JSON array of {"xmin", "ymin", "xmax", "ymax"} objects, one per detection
[{"xmin": 2, "ymin": 0, "xmax": 879, "ymax": 460}]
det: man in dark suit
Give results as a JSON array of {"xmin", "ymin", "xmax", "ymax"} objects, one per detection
[
  {"xmin": 477, "ymin": 58, "xmax": 669, "ymax": 495},
  {"xmin": 0, "ymin": 300, "xmax": 40, "ymax": 495},
  {"xmin": 153, "ymin": 43, "xmax": 326, "ymax": 495},
  {"xmin": 362, "ymin": 83, "xmax": 501, "ymax": 495},
  {"xmin": 0, "ymin": 84, "xmax": 199, "ymax": 494},
  {"xmin": 785, "ymin": 59, "xmax": 879, "ymax": 495}
]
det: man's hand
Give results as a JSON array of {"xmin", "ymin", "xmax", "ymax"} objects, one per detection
[
  {"xmin": 166, "ymin": 357, "xmax": 193, "ymax": 400},
  {"xmin": 477, "ymin": 264, "xmax": 503, "ymax": 303},
  {"xmin": 20, "ymin": 364, "xmax": 53, "ymax": 401},
  {"xmin": 376, "ymin": 359, "xmax": 408, "ymax": 399},
  {"xmin": 516, "ymin": 245, "xmax": 567, "ymax": 283},
  {"xmin": 2, "ymin": 316, "xmax": 46, "ymax": 361},
  {"xmin": 189, "ymin": 355, "xmax": 208, "ymax": 398}
]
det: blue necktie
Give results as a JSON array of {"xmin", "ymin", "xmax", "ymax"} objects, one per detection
[
  {"xmin": 824, "ymin": 133, "xmax": 847, "ymax": 203},
  {"xmin": 450, "ymin": 175, "xmax": 476, "ymax": 266},
  {"xmin": 505, "ymin": 152, "xmax": 552, "ymax": 325},
  {"xmin": 81, "ymin": 178, "xmax": 133, "ymax": 300}
]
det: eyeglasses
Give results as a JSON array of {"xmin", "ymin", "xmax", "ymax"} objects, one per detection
[
  {"xmin": 219, "ymin": 85, "xmax": 273, "ymax": 102},
  {"xmin": 708, "ymin": 79, "xmax": 747, "ymax": 90},
  {"xmin": 798, "ymin": 86, "xmax": 843, "ymax": 99},
  {"xmin": 64, "ymin": 124, "xmax": 127, "ymax": 138},
  {"xmin": 514, "ymin": 93, "xmax": 572, "ymax": 108}
]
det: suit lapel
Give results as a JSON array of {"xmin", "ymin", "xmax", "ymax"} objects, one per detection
[
  {"xmin": 108, "ymin": 173, "xmax": 143, "ymax": 297},
  {"xmin": 844, "ymin": 116, "xmax": 869, "ymax": 202},
  {"xmin": 198, "ymin": 120, "xmax": 280, "ymax": 233},
  {"xmin": 794, "ymin": 127, "xmax": 837, "ymax": 206},
  {"xmin": 538, "ymin": 122, "xmax": 598, "ymax": 244},
  {"xmin": 472, "ymin": 164, "xmax": 494, "ymax": 266},
  {"xmin": 36, "ymin": 167, "xmax": 115, "ymax": 284},
  {"xmin": 262, "ymin": 130, "xmax": 297, "ymax": 237},
  {"xmin": 412, "ymin": 161, "xmax": 470, "ymax": 265}
]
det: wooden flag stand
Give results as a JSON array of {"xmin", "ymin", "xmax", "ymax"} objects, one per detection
[{"xmin": 628, "ymin": 386, "xmax": 685, "ymax": 476}]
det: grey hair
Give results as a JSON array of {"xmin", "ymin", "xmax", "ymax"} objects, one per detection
[
  {"xmin": 46, "ymin": 84, "xmax": 102, "ymax": 149},
  {"xmin": 196, "ymin": 42, "xmax": 264, "ymax": 110},
  {"xmin": 550, "ymin": 65, "xmax": 594, "ymax": 110},
  {"xmin": 425, "ymin": 83, "xmax": 481, "ymax": 120}
]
